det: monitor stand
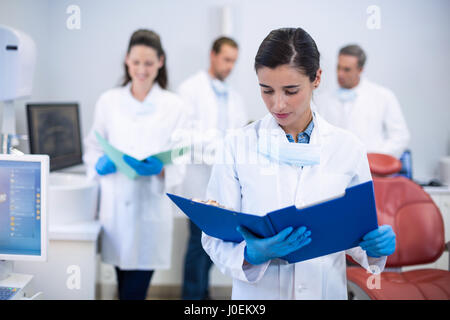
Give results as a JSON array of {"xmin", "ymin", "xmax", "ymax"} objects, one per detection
[{"xmin": 0, "ymin": 260, "xmax": 13, "ymax": 281}]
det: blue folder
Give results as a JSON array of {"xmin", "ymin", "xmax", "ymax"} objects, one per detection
[{"xmin": 167, "ymin": 181, "xmax": 378, "ymax": 263}]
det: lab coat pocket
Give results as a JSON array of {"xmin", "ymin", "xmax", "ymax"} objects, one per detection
[{"xmin": 137, "ymin": 177, "xmax": 165, "ymax": 221}]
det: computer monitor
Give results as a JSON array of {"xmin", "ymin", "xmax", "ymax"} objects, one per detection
[
  {"xmin": 0, "ymin": 154, "xmax": 48, "ymax": 262},
  {"xmin": 26, "ymin": 103, "xmax": 82, "ymax": 171}
]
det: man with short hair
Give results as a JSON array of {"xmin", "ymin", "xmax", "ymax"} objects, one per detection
[
  {"xmin": 317, "ymin": 44, "xmax": 410, "ymax": 159},
  {"xmin": 178, "ymin": 36, "xmax": 248, "ymax": 300}
]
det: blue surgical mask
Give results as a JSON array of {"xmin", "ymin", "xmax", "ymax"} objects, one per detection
[
  {"xmin": 211, "ymin": 78, "xmax": 228, "ymax": 96},
  {"xmin": 258, "ymin": 139, "xmax": 321, "ymax": 167},
  {"xmin": 337, "ymin": 87, "xmax": 357, "ymax": 102}
]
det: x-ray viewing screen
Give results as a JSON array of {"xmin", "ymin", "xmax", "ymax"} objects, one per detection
[{"xmin": 27, "ymin": 103, "xmax": 82, "ymax": 171}]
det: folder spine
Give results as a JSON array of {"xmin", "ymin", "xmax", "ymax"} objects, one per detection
[{"xmin": 265, "ymin": 214, "xmax": 278, "ymax": 237}]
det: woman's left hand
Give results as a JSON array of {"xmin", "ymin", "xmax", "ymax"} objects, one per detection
[
  {"xmin": 123, "ymin": 155, "xmax": 163, "ymax": 176},
  {"xmin": 359, "ymin": 225, "xmax": 396, "ymax": 258}
]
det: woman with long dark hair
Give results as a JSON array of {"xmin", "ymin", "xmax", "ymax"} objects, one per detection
[
  {"xmin": 202, "ymin": 28, "xmax": 396, "ymax": 299},
  {"xmin": 84, "ymin": 29, "xmax": 188, "ymax": 300}
]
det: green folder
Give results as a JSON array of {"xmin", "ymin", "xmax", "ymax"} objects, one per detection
[{"xmin": 95, "ymin": 131, "xmax": 190, "ymax": 179}]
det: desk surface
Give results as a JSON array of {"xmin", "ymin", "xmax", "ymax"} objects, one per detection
[
  {"xmin": 423, "ymin": 185, "xmax": 450, "ymax": 195},
  {"xmin": 49, "ymin": 220, "xmax": 101, "ymax": 241}
]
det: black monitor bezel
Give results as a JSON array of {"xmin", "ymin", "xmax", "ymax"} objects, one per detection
[{"xmin": 26, "ymin": 103, "xmax": 83, "ymax": 171}]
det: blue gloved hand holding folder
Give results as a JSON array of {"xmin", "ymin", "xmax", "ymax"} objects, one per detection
[
  {"xmin": 237, "ymin": 225, "xmax": 312, "ymax": 265},
  {"xmin": 123, "ymin": 154, "xmax": 163, "ymax": 176},
  {"xmin": 95, "ymin": 131, "xmax": 188, "ymax": 179},
  {"xmin": 359, "ymin": 225, "xmax": 396, "ymax": 258},
  {"xmin": 167, "ymin": 181, "xmax": 384, "ymax": 264},
  {"xmin": 95, "ymin": 154, "xmax": 117, "ymax": 176}
]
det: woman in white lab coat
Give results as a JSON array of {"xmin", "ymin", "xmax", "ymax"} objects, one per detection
[
  {"xmin": 83, "ymin": 29, "xmax": 187, "ymax": 300},
  {"xmin": 202, "ymin": 28, "xmax": 396, "ymax": 300}
]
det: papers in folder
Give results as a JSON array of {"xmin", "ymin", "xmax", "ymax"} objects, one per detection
[
  {"xmin": 95, "ymin": 131, "xmax": 189, "ymax": 179},
  {"xmin": 167, "ymin": 181, "xmax": 378, "ymax": 263}
]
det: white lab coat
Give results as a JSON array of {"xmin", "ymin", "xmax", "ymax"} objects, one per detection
[
  {"xmin": 177, "ymin": 70, "xmax": 248, "ymax": 199},
  {"xmin": 315, "ymin": 78, "xmax": 410, "ymax": 158},
  {"xmin": 83, "ymin": 83, "xmax": 188, "ymax": 270},
  {"xmin": 202, "ymin": 111, "xmax": 387, "ymax": 300}
]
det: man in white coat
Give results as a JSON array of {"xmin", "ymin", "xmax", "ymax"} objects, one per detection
[
  {"xmin": 316, "ymin": 44, "xmax": 410, "ymax": 159},
  {"xmin": 178, "ymin": 36, "xmax": 248, "ymax": 299}
]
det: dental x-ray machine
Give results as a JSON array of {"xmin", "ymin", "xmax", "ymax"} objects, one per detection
[{"xmin": 0, "ymin": 25, "xmax": 36, "ymax": 154}]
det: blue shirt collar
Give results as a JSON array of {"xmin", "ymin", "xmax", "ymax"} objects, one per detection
[{"xmin": 286, "ymin": 119, "xmax": 314, "ymax": 144}]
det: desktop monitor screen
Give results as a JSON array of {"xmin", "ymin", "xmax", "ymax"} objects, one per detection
[
  {"xmin": 27, "ymin": 103, "xmax": 82, "ymax": 171},
  {"xmin": 0, "ymin": 154, "xmax": 48, "ymax": 261}
]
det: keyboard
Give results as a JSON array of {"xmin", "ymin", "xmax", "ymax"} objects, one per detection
[{"xmin": 0, "ymin": 286, "xmax": 19, "ymax": 300}]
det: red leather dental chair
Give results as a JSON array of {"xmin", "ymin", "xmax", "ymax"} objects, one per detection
[{"xmin": 347, "ymin": 153, "xmax": 450, "ymax": 300}]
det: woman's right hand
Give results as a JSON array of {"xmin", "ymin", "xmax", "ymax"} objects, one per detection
[
  {"xmin": 236, "ymin": 225, "xmax": 312, "ymax": 265},
  {"xmin": 95, "ymin": 154, "xmax": 117, "ymax": 176}
]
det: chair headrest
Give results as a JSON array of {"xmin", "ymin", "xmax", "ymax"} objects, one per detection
[{"xmin": 367, "ymin": 153, "xmax": 402, "ymax": 176}]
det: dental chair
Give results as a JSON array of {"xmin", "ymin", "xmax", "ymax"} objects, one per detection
[{"xmin": 346, "ymin": 153, "xmax": 450, "ymax": 300}]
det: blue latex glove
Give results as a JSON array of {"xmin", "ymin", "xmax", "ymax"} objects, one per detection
[
  {"xmin": 236, "ymin": 225, "xmax": 312, "ymax": 265},
  {"xmin": 123, "ymin": 154, "xmax": 163, "ymax": 176},
  {"xmin": 359, "ymin": 225, "xmax": 396, "ymax": 258},
  {"xmin": 95, "ymin": 154, "xmax": 116, "ymax": 176}
]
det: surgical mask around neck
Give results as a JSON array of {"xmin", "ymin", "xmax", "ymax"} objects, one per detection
[
  {"xmin": 337, "ymin": 87, "xmax": 357, "ymax": 102},
  {"xmin": 258, "ymin": 137, "xmax": 321, "ymax": 167},
  {"xmin": 211, "ymin": 78, "xmax": 228, "ymax": 95}
]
